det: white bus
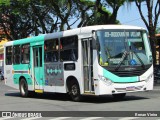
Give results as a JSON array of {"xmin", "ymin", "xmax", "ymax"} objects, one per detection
[{"xmin": 4, "ymin": 25, "xmax": 153, "ymax": 101}]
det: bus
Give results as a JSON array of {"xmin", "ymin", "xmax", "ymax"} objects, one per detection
[{"xmin": 4, "ymin": 25, "xmax": 153, "ymax": 101}]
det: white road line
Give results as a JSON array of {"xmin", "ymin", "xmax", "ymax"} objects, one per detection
[
  {"xmin": 0, "ymin": 117, "xmax": 13, "ymax": 120},
  {"xmin": 119, "ymin": 117, "xmax": 140, "ymax": 120},
  {"xmin": 80, "ymin": 117, "xmax": 103, "ymax": 120},
  {"xmin": 49, "ymin": 117, "xmax": 71, "ymax": 120},
  {"xmin": 21, "ymin": 117, "xmax": 41, "ymax": 120}
]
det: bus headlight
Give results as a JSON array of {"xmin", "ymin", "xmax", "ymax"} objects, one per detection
[{"xmin": 98, "ymin": 75, "xmax": 112, "ymax": 86}]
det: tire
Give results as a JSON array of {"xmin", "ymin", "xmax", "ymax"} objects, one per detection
[
  {"xmin": 19, "ymin": 78, "xmax": 28, "ymax": 97},
  {"xmin": 69, "ymin": 82, "xmax": 82, "ymax": 102},
  {"xmin": 112, "ymin": 93, "xmax": 126, "ymax": 100}
]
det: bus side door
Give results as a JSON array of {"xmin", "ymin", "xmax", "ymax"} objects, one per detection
[
  {"xmin": 82, "ymin": 38, "xmax": 94, "ymax": 92},
  {"xmin": 33, "ymin": 46, "xmax": 44, "ymax": 91}
]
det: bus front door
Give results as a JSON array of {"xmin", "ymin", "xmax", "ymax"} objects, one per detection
[
  {"xmin": 82, "ymin": 38, "xmax": 94, "ymax": 93},
  {"xmin": 33, "ymin": 46, "xmax": 43, "ymax": 92}
]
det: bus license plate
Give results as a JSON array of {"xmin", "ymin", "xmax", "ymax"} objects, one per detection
[{"xmin": 126, "ymin": 86, "xmax": 135, "ymax": 91}]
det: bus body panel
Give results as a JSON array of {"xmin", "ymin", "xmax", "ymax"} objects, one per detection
[
  {"xmin": 4, "ymin": 41, "xmax": 15, "ymax": 89},
  {"xmin": 4, "ymin": 35, "xmax": 45, "ymax": 91},
  {"xmin": 43, "ymin": 62, "xmax": 64, "ymax": 93},
  {"xmin": 93, "ymin": 65, "xmax": 153, "ymax": 95}
]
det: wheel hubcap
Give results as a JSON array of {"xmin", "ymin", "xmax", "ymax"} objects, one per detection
[{"xmin": 71, "ymin": 85, "xmax": 78, "ymax": 96}]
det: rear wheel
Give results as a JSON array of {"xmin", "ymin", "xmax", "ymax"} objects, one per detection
[
  {"xmin": 68, "ymin": 82, "xmax": 82, "ymax": 102},
  {"xmin": 112, "ymin": 93, "xmax": 126, "ymax": 100},
  {"xmin": 19, "ymin": 78, "xmax": 28, "ymax": 97}
]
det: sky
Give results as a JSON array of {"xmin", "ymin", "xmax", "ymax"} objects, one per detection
[{"xmin": 117, "ymin": 2, "xmax": 160, "ymax": 31}]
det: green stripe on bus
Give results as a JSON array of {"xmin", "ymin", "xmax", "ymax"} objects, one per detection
[
  {"xmin": 13, "ymin": 74, "xmax": 32, "ymax": 85},
  {"xmin": 12, "ymin": 35, "xmax": 45, "ymax": 86},
  {"xmin": 103, "ymin": 69, "xmax": 138, "ymax": 83},
  {"xmin": 13, "ymin": 35, "xmax": 45, "ymax": 45}
]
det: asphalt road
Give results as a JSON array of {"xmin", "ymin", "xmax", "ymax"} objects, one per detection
[{"xmin": 0, "ymin": 80, "xmax": 160, "ymax": 120}]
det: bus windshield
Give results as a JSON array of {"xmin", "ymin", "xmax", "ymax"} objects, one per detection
[{"xmin": 96, "ymin": 30, "xmax": 152, "ymax": 67}]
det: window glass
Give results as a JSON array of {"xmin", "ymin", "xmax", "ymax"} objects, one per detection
[
  {"xmin": 6, "ymin": 46, "xmax": 12, "ymax": 65},
  {"xmin": 21, "ymin": 44, "xmax": 30, "ymax": 64},
  {"xmin": 44, "ymin": 39, "xmax": 59, "ymax": 62},
  {"xmin": 13, "ymin": 45, "xmax": 21, "ymax": 64},
  {"xmin": 97, "ymin": 30, "xmax": 151, "ymax": 66},
  {"xmin": 34, "ymin": 48, "xmax": 38, "ymax": 67},
  {"xmin": 60, "ymin": 36, "xmax": 78, "ymax": 61}
]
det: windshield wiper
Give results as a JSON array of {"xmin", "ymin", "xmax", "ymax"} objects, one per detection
[
  {"xmin": 132, "ymin": 51, "xmax": 145, "ymax": 69},
  {"xmin": 115, "ymin": 51, "xmax": 128, "ymax": 71}
]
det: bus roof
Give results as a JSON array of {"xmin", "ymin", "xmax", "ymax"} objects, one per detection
[
  {"xmin": 4, "ymin": 25, "xmax": 146, "ymax": 46},
  {"xmin": 45, "ymin": 25, "xmax": 146, "ymax": 40}
]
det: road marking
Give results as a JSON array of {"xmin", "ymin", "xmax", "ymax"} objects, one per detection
[
  {"xmin": 119, "ymin": 117, "xmax": 140, "ymax": 120},
  {"xmin": 80, "ymin": 117, "xmax": 103, "ymax": 120},
  {"xmin": 0, "ymin": 117, "xmax": 13, "ymax": 120},
  {"xmin": 21, "ymin": 117, "xmax": 41, "ymax": 120},
  {"xmin": 49, "ymin": 117, "xmax": 71, "ymax": 120}
]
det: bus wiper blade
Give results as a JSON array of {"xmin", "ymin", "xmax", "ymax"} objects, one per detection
[
  {"xmin": 132, "ymin": 51, "xmax": 145, "ymax": 69},
  {"xmin": 115, "ymin": 51, "xmax": 128, "ymax": 71}
]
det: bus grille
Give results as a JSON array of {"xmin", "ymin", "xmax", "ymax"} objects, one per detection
[{"xmin": 112, "ymin": 69, "xmax": 147, "ymax": 77}]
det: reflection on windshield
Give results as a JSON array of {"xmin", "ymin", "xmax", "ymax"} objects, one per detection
[{"xmin": 97, "ymin": 30, "xmax": 152, "ymax": 67}]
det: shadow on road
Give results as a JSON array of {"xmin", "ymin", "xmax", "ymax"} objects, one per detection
[{"xmin": 5, "ymin": 92, "xmax": 149, "ymax": 103}]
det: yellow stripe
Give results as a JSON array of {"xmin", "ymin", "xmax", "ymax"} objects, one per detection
[{"xmin": 35, "ymin": 89, "xmax": 43, "ymax": 93}]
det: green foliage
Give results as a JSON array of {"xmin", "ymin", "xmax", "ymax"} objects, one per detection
[
  {"xmin": 107, "ymin": 0, "xmax": 126, "ymax": 8},
  {"xmin": 156, "ymin": 27, "xmax": 160, "ymax": 34},
  {"xmin": 0, "ymin": 0, "xmax": 124, "ymax": 40},
  {"xmin": 0, "ymin": 0, "xmax": 10, "ymax": 5}
]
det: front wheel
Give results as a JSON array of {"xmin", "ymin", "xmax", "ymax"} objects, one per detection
[
  {"xmin": 112, "ymin": 93, "xmax": 126, "ymax": 100},
  {"xmin": 19, "ymin": 78, "xmax": 29, "ymax": 97},
  {"xmin": 69, "ymin": 82, "xmax": 82, "ymax": 102}
]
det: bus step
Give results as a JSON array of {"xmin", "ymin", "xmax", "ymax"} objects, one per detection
[
  {"xmin": 35, "ymin": 89, "xmax": 43, "ymax": 93},
  {"xmin": 83, "ymin": 91, "xmax": 95, "ymax": 95}
]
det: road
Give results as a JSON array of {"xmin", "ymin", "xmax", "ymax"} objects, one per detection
[{"xmin": 0, "ymin": 80, "xmax": 160, "ymax": 120}]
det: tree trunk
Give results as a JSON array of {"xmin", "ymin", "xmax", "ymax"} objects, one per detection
[{"xmin": 149, "ymin": 30, "xmax": 157, "ymax": 65}]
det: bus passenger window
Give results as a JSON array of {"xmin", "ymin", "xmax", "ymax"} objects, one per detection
[
  {"xmin": 44, "ymin": 39, "xmax": 59, "ymax": 62},
  {"xmin": 13, "ymin": 45, "xmax": 21, "ymax": 64},
  {"xmin": 6, "ymin": 46, "xmax": 12, "ymax": 65},
  {"xmin": 21, "ymin": 44, "xmax": 30, "ymax": 64},
  {"xmin": 60, "ymin": 35, "xmax": 78, "ymax": 61}
]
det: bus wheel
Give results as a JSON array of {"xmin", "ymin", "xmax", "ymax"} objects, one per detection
[
  {"xmin": 69, "ymin": 82, "xmax": 82, "ymax": 102},
  {"xmin": 19, "ymin": 78, "xmax": 28, "ymax": 97},
  {"xmin": 112, "ymin": 93, "xmax": 126, "ymax": 100}
]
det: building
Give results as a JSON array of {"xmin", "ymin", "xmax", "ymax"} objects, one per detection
[
  {"xmin": 155, "ymin": 34, "xmax": 160, "ymax": 65},
  {"xmin": 0, "ymin": 28, "xmax": 8, "ymax": 72}
]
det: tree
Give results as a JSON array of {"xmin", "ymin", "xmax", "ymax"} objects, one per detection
[
  {"xmin": 0, "ymin": 0, "xmax": 60, "ymax": 40},
  {"xmin": 44, "ymin": 0, "xmax": 79, "ymax": 31},
  {"xmin": 76, "ymin": 0, "xmax": 121, "ymax": 27},
  {"xmin": 95, "ymin": 0, "xmax": 125, "ymax": 24},
  {"xmin": 0, "ymin": 0, "xmax": 33, "ymax": 40},
  {"xmin": 134, "ymin": 0, "xmax": 160, "ymax": 65},
  {"xmin": 0, "ymin": 0, "xmax": 124, "ymax": 40},
  {"xmin": 156, "ymin": 27, "xmax": 160, "ymax": 34}
]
